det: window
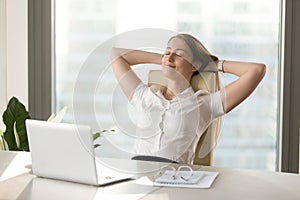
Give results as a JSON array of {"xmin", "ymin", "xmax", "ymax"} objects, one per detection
[{"xmin": 55, "ymin": 0, "xmax": 280, "ymax": 171}]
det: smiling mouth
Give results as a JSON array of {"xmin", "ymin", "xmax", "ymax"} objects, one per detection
[{"xmin": 164, "ymin": 64, "xmax": 176, "ymax": 68}]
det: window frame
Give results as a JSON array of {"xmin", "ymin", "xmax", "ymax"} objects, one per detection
[
  {"xmin": 278, "ymin": 0, "xmax": 300, "ymax": 173},
  {"xmin": 28, "ymin": 0, "xmax": 53, "ymax": 120}
]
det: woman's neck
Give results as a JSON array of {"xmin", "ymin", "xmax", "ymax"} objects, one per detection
[{"xmin": 163, "ymin": 79, "xmax": 191, "ymax": 100}]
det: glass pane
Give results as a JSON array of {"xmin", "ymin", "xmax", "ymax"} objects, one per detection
[{"xmin": 55, "ymin": 0, "xmax": 280, "ymax": 171}]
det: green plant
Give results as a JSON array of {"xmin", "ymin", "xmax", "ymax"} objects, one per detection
[
  {"xmin": 1, "ymin": 97, "xmax": 31, "ymax": 151},
  {"xmin": 93, "ymin": 129, "xmax": 116, "ymax": 148}
]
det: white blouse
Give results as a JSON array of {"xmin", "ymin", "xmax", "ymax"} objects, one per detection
[{"xmin": 130, "ymin": 82, "xmax": 224, "ymax": 164}]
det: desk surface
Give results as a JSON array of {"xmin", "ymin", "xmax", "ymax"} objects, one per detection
[{"xmin": 1, "ymin": 151, "xmax": 300, "ymax": 200}]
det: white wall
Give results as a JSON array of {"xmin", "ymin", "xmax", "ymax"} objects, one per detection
[
  {"xmin": 0, "ymin": 0, "xmax": 28, "ymax": 125},
  {"xmin": 6, "ymin": 0, "xmax": 28, "ymax": 106},
  {"xmin": 0, "ymin": 0, "xmax": 7, "ymax": 130}
]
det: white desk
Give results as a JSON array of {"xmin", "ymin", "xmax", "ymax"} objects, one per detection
[{"xmin": 1, "ymin": 151, "xmax": 300, "ymax": 200}]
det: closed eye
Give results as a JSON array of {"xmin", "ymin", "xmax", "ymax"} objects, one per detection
[{"xmin": 164, "ymin": 51, "xmax": 184, "ymax": 58}]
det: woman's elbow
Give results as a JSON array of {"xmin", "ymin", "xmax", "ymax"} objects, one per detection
[
  {"xmin": 110, "ymin": 47, "xmax": 118, "ymax": 61},
  {"xmin": 254, "ymin": 63, "xmax": 266, "ymax": 80}
]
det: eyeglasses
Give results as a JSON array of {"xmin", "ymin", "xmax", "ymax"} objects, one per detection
[{"xmin": 155, "ymin": 165, "xmax": 194, "ymax": 182}]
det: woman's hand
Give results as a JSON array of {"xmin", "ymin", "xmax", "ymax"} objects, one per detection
[{"xmin": 198, "ymin": 61, "xmax": 218, "ymax": 73}]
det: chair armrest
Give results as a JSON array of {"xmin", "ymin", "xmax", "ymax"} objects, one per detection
[{"xmin": 131, "ymin": 155, "xmax": 178, "ymax": 163}]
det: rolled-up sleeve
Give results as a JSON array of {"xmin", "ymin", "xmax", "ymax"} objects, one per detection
[{"xmin": 130, "ymin": 82, "xmax": 147, "ymax": 107}]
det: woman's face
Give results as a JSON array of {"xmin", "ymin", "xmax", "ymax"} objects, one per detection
[{"xmin": 161, "ymin": 37, "xmax": 196, "ymax": 80}]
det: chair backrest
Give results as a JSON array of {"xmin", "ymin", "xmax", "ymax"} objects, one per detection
[{"xmin": 148, "ymin": 70, "xmax": 222, "ymax": 166}]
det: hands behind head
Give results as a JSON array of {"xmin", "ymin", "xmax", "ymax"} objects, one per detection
[{"xmin": 194, "ymin": 60, "xmax": 218, "ymax": 74}]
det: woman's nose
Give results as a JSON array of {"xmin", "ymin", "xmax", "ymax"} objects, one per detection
[{"xmin": 167, "ymin": 53, "xmax": 175, "ymax": 62}]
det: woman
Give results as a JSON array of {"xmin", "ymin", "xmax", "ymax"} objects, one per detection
[{"xmin": 110, "ymin": 33, "xmax": 266, "ymax": 164}]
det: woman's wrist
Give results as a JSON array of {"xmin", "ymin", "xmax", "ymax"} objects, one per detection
[{"xmin": 218, "ymin": 60, "xmax": 225, "ymax": 73}]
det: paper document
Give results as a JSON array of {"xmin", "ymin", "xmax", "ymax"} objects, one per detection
[{"xmin": 154, "ymin": 170, "xmax": 219, "ymax": 188}]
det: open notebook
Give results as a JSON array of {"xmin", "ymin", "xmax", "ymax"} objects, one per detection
[{"xmin": 154, "ymin": 170, "xmax": 219, "ymax": 188}]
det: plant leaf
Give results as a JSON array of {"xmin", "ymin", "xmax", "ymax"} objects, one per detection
[
  {"xmin": 0, "ymin": 135, "xmax": 9, "ymax": 150},
  {"xmin": 3, "ymin": 97, "xmax": 31, "ymax": 151},
  {"xmin": 47, "ymin": 113, "xmax": 56, "ymax": 121},
  {"xmin": 48, "ymin": 106, "xmax": 69, "ymax": 123},
  {"xmin": 13, "ymin": 122, "xmax": 20, "ymax": 149},
  {"xmin": 93, "ymin": 132, "xmax": 101, "ymax": 140},
  {"xmin": 93, "ymin": 129, "xmax": 115, "ymax": 141}
]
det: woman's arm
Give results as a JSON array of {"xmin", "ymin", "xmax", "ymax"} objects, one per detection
[
  {"xmin": 221, "ymin": 60, "xmax": 266, "ymax": 113},
  {"xmin": 110, "ymin": 47, "xmax": 162, "ymax": 100}
]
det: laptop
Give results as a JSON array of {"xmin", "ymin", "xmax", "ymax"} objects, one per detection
[{"xmin": 26, "ymin": 119, "xmax": 133, "ymax": 186}]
